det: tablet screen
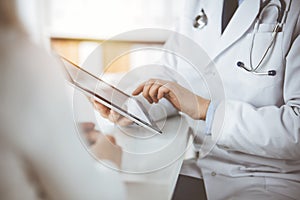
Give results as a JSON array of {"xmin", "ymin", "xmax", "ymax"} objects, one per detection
[{"xmin": 61, "ymin": 57, "xmax": 162, "ymax": 134}]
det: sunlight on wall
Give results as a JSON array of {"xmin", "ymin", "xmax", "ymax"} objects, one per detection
[{"xmin": 48, "ymin": 0, "xmax": 184, "ymax": 40}]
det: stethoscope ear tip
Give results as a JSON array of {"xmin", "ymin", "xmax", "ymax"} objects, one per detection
[
  {"xmin": 236, "ymin": 61, "xmax": 276, "ymax": 76},
  {"xmin": 268, "ymin": 70, "xmax": 276, "ymax": 76},
  {"xmin": 236, "ymin": 61, "xmax": 244, "ymax": 68}
]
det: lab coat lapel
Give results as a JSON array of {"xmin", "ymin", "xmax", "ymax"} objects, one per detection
[{"xmin": 212, "ymin": 0, "xmax": 260, "ymax": 59}]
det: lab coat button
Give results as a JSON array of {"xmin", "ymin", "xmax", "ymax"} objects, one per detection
[{"xmin": 211, "ymin": 171, "xmax": 216, "ymax": 176}]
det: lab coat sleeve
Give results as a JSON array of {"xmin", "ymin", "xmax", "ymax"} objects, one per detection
[
  {"xmin": 212, "ymin": 34, "xmax": 300, "ymax": 160},
  {"xmin": 205, "ymin": 102, "xmax": 216, "ymax": 134}
]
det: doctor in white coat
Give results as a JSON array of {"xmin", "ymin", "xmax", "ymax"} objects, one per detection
[
  {"xmin": 132, "ymin": 0, "xmax": 300, "ymax": 199},
  {"xmin": 96, "ymin": 0, "xmax": 300, "ymax": 199}
]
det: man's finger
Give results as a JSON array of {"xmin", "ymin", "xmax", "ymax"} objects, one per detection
[
  {"xmin": 116, "ymin": 116, "xmax": 133, "ymax": 126},
  {"xmin": 85, "ymin": 130, "xmax": 100, "ymax": 145},
  {"xmin": 108, "ymin": 110, "xmax": 121, "ymax": 122},
  {"xmin": 79, "ymin": 122, "xmax": 95, "ymax": 132},
  {"xmin": 132, "ymin": 82, "xmax": 146, "ymax": 96},
  {"xmin": 142, "ymin": 80, "xmax": 156, "ymax": 103},
  {"xmin": 149, "ymin": 82, "xmax": 162, "ymax": 103},
  {"xmin": 105, "ymin": 135, "xmax": 116, "ymax": 145},
  {"xmin": 157, "ymin": 85, "xmax": 170, "ymax": 99},
  {"xmin": 94, "ymin": 101, "xmax": 111, "ymax": 118},
  {"xmin": 110, "ymin": 110, "xmax": 133, "ymax": 126}
]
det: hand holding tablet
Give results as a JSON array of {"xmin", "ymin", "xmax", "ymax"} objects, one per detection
[
  {"xmin": 92, "ymin": 100, "xmax": 133, "ymax": 126},
  {"xmin": 60, "ymin": 56, "xmax": 162, "ymax": 134}
]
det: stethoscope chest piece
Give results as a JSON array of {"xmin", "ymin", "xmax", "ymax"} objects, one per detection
[{"xmin": 193, "ymin": 9, "xmax": 208, "ymax": 29}]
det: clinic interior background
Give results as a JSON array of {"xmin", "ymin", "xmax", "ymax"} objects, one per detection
[{"xmin": 19, "ymin": 0, "xmax": 184, "ymax": 75}]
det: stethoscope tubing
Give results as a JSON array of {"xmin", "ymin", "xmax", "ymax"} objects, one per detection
[{"xmin": 193, "ymin": 0, "xmax": 291, "ymax": 76}]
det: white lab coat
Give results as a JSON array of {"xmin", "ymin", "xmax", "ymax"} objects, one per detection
[
  {"xmin": 0, "ymin": 29, "xmax": 126, "ymax": 200},
  {"xmin": 160, "ymin": 0, "xmax": 300, "ymax": 199}
]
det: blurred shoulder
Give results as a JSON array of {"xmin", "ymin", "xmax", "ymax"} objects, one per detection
[{"xmin": 0, "ymin": 28, "xmax": 63, "ymax": 84}]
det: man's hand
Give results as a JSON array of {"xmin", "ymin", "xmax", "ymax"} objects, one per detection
[
  {"xmin": 91, "ymin": 99, "xmax": 133, "ymax": 126},
  {"xmin": 90, "ymin": 133, "xmax": 122, "ymax": 168},
  {"xmin": 132, "ymin": 79, "xmax": 210, "ymax": 120},
  {"xmin": 78, "ymin": 122, "xmax": 122, "ymax": 167}
]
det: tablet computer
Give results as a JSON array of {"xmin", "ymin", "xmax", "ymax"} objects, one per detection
[{"xmin": 60, "ymin": 57, "xmax": 162, "ymax": 134}]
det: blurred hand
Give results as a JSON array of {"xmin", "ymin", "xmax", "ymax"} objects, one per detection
[
  {"xmin": 79, "ymin": 122, "xmax": 98, "ymax": 145},
  {"xmin": 90, "ymin": 134, "xmax": 122, "ymax": 168},
  {"xmin": 78, "ymin": 122, "xmax": 122, "ymax": 167},
  {"xmin": 91, "ymin": 99, "xmax": 133, "ymax": 126},
  {"xmin": 132, "ymin": 79, "xmax": 210, "ymax": 120}
]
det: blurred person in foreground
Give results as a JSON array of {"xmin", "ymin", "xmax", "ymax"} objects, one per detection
[{"xmin": 0, "ymin": 0, "xmax": 125, "ymax": 199}]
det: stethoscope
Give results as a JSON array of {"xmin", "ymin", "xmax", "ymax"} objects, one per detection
[{"xmin": 193, "ymin": 0, "xmax": 291, "ymax": 76}]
